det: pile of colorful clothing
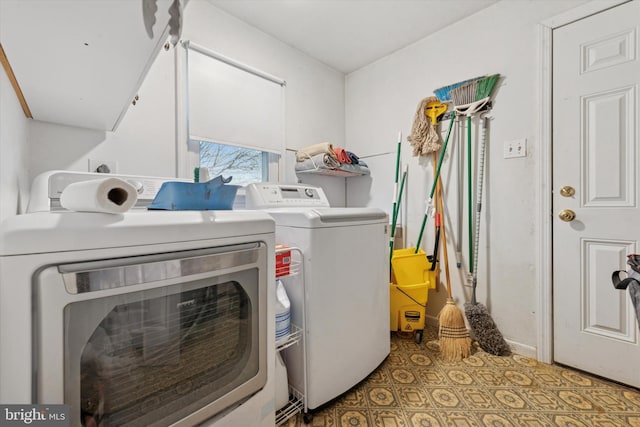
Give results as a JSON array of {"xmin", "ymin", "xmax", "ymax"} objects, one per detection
[{"xmin": 294, "ymin": 143, "xmax": 370, "ymax": 176}]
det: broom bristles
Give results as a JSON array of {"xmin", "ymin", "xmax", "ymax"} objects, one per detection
[
  {"xmin": 475, "ymin": 73, "xmax": 500, "ymax": 100},
  {"xmin": 438, "ymin": 299, "xmax": 471, "ymax": 362},
  {"xmin": 433, "ymin": 76, "xmax": 482, "ymax": 102},
  {"xmin": 439, "ymin": 299, "xmax": 466, "ymax": 326},
  {"xmin": 450, "ymin": 80, "xmax": 478, "ymax": 107},
  {"xmin": 449, "ymin": 73, "xmax": 501, "ymax": 109}
]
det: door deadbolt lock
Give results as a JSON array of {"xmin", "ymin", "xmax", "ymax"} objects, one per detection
[
  {"xmin": 560, "ymin": 186, "xmax": 575, "ymax": 197},
  {"xmin": 559, "ymin": 209, "xmax": 576, "ymax": 222}
]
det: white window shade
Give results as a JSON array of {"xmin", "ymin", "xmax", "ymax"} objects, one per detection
[{"xmin": 186, "ymin": 42, "xmax": 285, "ymax": 154}]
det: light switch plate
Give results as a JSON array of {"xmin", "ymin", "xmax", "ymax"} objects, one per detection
[{"xmin": 504, "ymin": 139, "xmax": 527, "ymax": 159}]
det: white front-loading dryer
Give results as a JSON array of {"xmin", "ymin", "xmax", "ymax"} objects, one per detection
[
  {"xmin": 0, "ymin": 171, "xmax": 277, "ymax": 427},
  {"xmin": 246, "ymin": 183, "xmax": 390, "ymax": 410}
]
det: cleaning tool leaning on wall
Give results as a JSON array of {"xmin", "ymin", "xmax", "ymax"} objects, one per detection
[
  {"xmin": 436, "ymin": 74, "xmax": 508, "ymax": 356},
  {"xmin": 422, "ymin": 96, "xmax": 471, "ymax": 360},
  {"xmin": 434, "ymin": 76, "xmax": 481, "ymax": 271},
  {"xmin": 389, "ymin": 131, "xmax": 405, "ymax": 264},
  {"xmin": 407, "ymin": 96, "xmax": 442, "ymax": 157},
  {"xmin": 436, "ymin": 177, "xmax": 471, "ymax": 361},
  {"xmin": 462, "ymin": 115, "xmax": 509, "ymax": 356},
  {"xmin": 413, "ymin": 104, "xmax": 455, "ymax": 253},
  {"xmin": 427, "ymin": 99, "xmax": 471, "ymax": 361},
  {"xmin": 388, "ymin": 113, "xmax": 437, "ymax": 343}
]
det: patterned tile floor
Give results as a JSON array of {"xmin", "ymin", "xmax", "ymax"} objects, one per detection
[{"xmin": 283, "ymin": 327, "xmax": 640, "ymax": 427}]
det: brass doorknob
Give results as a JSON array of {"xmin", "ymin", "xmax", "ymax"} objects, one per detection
[
  {"xmin": 560, "ymin": 186, "xmax": 575, "ymax": 197},
  {"xmin": 559, "ymin": 209, "xmax": 576, "ymax": 222}
]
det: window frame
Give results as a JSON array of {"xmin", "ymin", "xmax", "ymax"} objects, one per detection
[{"xmin": 176, "ymin": 41, "xmax": 286, "ymax": 185}]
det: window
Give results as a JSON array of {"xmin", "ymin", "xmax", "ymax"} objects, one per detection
[
  {"xmin": 183, "ymin": 42, "xmax": 285, "ymax": 185},
  {"xmin": 196, "ymin": 140, "xmax": 270, "ymax": 186}
]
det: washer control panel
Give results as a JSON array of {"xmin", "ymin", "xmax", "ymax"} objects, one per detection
[{"xmin": 245, "ymin": 183, "xmax": 330, "ymax": 209}]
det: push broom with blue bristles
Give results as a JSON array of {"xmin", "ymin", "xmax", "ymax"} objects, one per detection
[
  {"xmin": 450, "ymin": 74, "xmax": 510, "ymax": 356},
  {"xmin": 450, "ymin": 74, "xmax": 500, "ymax": 277}
]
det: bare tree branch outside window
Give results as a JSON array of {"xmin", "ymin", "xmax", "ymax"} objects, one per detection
[{"xmin": 198, "ymin": 141, "xmax": 263, "ymax": 186}]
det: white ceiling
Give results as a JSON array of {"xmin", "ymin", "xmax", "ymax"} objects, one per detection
[{"xmin": 206, "ymin": 0, "xmax": 499, "ymax": 73}]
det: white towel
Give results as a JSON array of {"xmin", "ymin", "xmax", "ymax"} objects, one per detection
[
  {"xmin": 295, "ymin": 142, "xmax": 337, "ymax": 162},
  {"xmin": 295, "ymin": 153, "xmax": 340, "ymax": 171},
  {"xmin": 60, "ymin": 177, "xmax": 138, "ymax": 214}
]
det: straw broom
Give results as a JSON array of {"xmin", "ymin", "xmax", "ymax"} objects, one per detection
[
  {"xmin": 436, "ymin": 176, "xmax": 471, "ymax": 361},
  {"xmin": 420, "ymin": 103, "xmax": 469, "ymax": 360}
]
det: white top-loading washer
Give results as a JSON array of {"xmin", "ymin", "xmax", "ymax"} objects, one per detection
[
  {"xmin": 0, "ymin": 171, "xmax": 277, "ymax": 427},
  {"xmin": 246, "ymin": 183, "xmax": 390, "ymax": 410}
]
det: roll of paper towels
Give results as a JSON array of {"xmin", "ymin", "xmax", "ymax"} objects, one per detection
[{"xmin": 60, "ymin": 177, "xmax": 138, "ymax": 214}]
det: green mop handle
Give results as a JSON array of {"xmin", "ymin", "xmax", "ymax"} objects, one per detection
[
  {"xmin": 414, "ymin": 111, "xmax": 456, "ymax": 253},
  {"xmin": 392, "ymin": 131, "xmax": 402, "ymax": 220},
  {"xmin": 390, "ymin": 168, "xmax": 407, "ymax": 262},
  {"xmin": 390, "ymin": 132, "xmax": 402, "ymax": 259},
  {"xmin": 471, "ymin": 116, "xmax": 489, "ymax": 304},
  {"xmin": 429, "ymin": 111, "xmax": 456, "ymax": 201},
  {"xmin": 467, "ymin": 115, "xmax": 473, "ymax": 274}
]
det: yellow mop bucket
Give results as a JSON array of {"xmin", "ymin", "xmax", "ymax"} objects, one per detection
[
  {"xmin": 392, "ymin": 248, "xmax": 436, "ymax": 286},
  {"xmin": 390, "ymin": 248, "xmax": 437, "ymax": 341}
]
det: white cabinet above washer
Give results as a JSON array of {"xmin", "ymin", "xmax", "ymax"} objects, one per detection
[{"xmin": 0, "ymin": 0, "xmax": 173, "ymax": 131}]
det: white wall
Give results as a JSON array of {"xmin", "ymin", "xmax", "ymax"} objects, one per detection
[
  {"xmin": 29, "ymin": 43, "xmax": 176, "ymax": 180},
  {"xmin": 0, "ymin": 66, "xmax": 30, "ymax": 222},
  {"xmin": 345, "ymin": 0, "xmax": 589, "ymax": 355},
  {"xmin": 27, "ymin": 35, "xmax": 177, "ymax": 182},
  {"xmin": 25, "ymin": 0, "xmax": 347, "ymax": 206},
  {"xmin": 181, "ymin": 0, "xmax": 347, "ymax": 205}
]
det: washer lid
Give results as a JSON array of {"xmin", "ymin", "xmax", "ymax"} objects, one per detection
[
  {"xmin": 0, "ymin": 210, "xmax": 275, "ymax": 255},
  {"xmin": 267, "ymin": 207, "xmax": 388, "ymax": 228}
]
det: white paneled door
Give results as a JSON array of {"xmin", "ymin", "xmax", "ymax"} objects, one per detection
[{"xmin": 553, "ymin": 0, "xmax": 640, "ymax": 387}]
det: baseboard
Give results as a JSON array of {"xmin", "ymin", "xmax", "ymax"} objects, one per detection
[
  {"xmin": 425, "ymin": 314, "xmax": 538, "ymax": 359},
  {"xmin": 505, "ymin": 339, "xmax": 537, "ymax": 359},
  {"xmin": 425, "ymin": 314, "xmax": 439, "ymax": 328}
]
